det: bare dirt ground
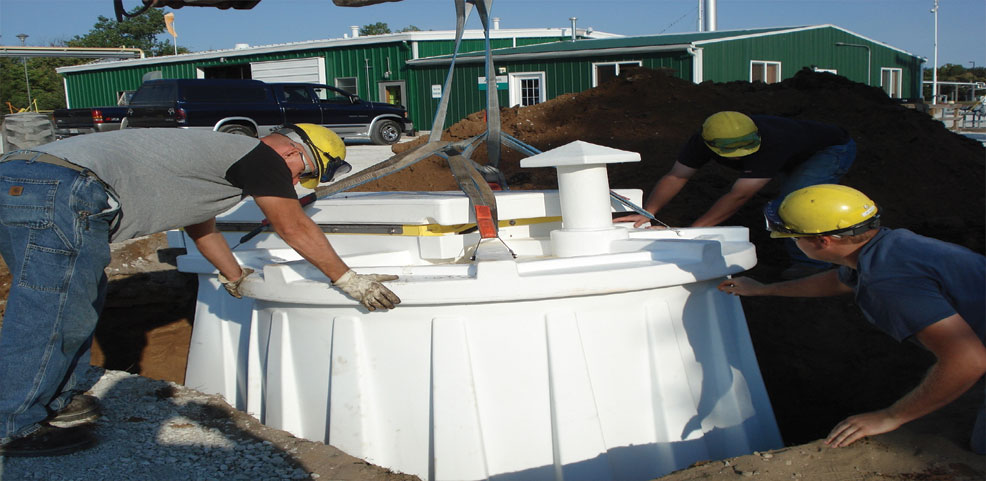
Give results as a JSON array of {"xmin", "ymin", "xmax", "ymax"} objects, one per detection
[{"xmin": 1, "ymin": 68, "xmax": 983, "ymax": 480}]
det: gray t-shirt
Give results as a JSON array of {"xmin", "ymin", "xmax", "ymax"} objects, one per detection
[{"xmin": 37, "ymin": 129, "xmax": 276, "ymax": 242}]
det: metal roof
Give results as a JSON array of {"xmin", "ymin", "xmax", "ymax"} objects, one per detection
[
  {"xmin": 406, "ymin": 24, "xmax": 924, "ymax": 66},
  {"xmin": 55, "ymin": 27, "xmax": 619, "ymax": 74}
]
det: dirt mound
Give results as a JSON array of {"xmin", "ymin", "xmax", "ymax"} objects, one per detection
[
  {"xmin": 362, "ymin": 67, "xmax": 986, "ymax": 445},
  {"xmin": 380, "ymin": 67, "xmax": 984, "ymax": 254}
]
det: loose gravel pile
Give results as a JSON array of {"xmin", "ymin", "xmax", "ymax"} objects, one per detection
[{"xmin": 0, "ymin": 369, "xmax": 316, "ymax": 481}]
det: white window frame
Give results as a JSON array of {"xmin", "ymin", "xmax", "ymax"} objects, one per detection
[
  {"xmin": 508, "ymin": 72, "xmax": 546, "ymax": 107},
  {"xmin": 813, "ymin": 67, "xmax": 838, "ymax": 75},
  {"xmin": 750, "ymin": 60, "xmax": 782, "ymax": 84},
  {"xmin": 591, "ymin": 61, "xmax": 643, "ymax": 87},
  {"xmin": 881, "ymin": 67, "xmax": 903, "ymax": 99},
  {"xmin": 335, "ymin": 77, "xmax": 358, "ymax": 95}
]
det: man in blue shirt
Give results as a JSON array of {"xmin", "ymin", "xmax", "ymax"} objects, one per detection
[{"xmin": 718, "ymin": 184, "xmax": 985, "ymax": 454}]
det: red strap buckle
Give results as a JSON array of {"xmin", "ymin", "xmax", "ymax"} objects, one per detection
[{"xmin": 474, "ymin": 205, "xmax": 496, "ymax": 239}]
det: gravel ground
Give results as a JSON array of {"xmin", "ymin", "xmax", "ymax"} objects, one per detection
[
  {"xmin": 0, "ymin": 368, "xmax": 417, "ymax": 481},
  {"xmin": 0, "ymin": 369, "xmax": 313, "ymax": 481}
]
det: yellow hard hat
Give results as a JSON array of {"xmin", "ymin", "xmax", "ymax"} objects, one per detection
[
  {"xmin": 702, "ymin": 111, "xmax": 761, "ymax": 158},
  {"xmin": 765, "ymin": 184, "xmax": 880, "ymax": 238},
  {"xmin": 275, "ymin": 123, "xmax": 347, "ymax": 189}
]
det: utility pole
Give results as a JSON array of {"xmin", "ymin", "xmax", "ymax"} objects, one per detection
[
  {"xmin": 931, "ymin": 0, "xmax": 939, "ymax": 105},
  {"xmin": 16, "ymin": 33, "xmax": 33, "ymax": 111}
]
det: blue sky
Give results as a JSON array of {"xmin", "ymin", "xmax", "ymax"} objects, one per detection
[{"xmin": 1, "ymin": 0, "xmax": 983, "ymax": 68}]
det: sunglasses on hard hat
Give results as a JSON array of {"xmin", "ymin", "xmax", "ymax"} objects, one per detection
[{"xmin": 704, "ymin": 131, "xmax": 761, "ymax": 154}]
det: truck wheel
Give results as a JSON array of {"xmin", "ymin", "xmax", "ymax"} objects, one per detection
[
  {"xmin": 2, "ymin": 113, "xmax": 55, "ymax": 152},
  {"xmin": 217, "ymin": 124, "xmax": 256, "ymax": 137},
  {"xmin": 371, "ymin": 120, "xmax": 402, "ymax": 145}
]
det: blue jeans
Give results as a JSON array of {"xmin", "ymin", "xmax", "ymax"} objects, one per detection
[
  {"xmin": 768, "ymin": 139, "xmax": 857, "ymax": 267},
  {"xmin": 0, "ymin": 158, "xmax": 117, "ymax": 441}
]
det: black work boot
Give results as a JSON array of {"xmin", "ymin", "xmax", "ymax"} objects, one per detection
[
  {"xmin": 0, "ymin": 424, "xmax": 97, "ymax": 457},
  {"xmin": 50, "ymin": 394, "xmax": 101, "ymax": 424}
]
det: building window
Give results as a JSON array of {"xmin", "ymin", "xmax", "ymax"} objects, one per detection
[
  {"xmin": 751, "ymin": 61, "xmax": 782, "ymax": 84},
  {"xmin": 335, "ymin": 77, "xmax": 358, "ymax": 95},
  {"xmin": 592, "ymin": 61, "xmax": 643, "ymax": 87},
  {"xmin": 509, "ymin": 72, "xmax": 546, "ymax": 107},
  {"xmin": 881, "ymin": 68, "xmax": 903, "ymax": 99}
]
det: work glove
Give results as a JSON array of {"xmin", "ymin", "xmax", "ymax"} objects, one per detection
[
  {"xmin": 218, "ymin": 267, "xmax": 254, "ymax": 299},
  {"xmin": 333, "ymin": 269, "xmax": 401, "ymax": 311}
]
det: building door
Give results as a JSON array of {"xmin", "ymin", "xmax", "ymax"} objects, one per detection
[
  {"xmin": 378, "ymin": 81, "xmax": 407, "ymax": 108},
  {"xmin": 881, "ymin": 68, "xmax": 902, "ymax": 99}
]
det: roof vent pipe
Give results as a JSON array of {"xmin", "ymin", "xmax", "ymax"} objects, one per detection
[
  {"xmin": 700, "ymin": 0, "xmax": 717, "ymax": 32},
  {"xmin": 569, "ymin": 17, "xmax": 577, "ymax": 41},
  {"xmin": 492, "ymin": 17, "xmax": 500, "ymax": 30},
  {"xmin": 351, "ymin": 25, "xmax": 360, "ymax": 38}
]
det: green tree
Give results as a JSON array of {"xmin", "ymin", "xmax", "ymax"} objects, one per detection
[
  {"xmin": 66, "ymin": 8, "xmax": 189, "ymax": 57},
  {"xmin": 399, "ymin": 25, "xmax": 421, "ymax": 32},
  {"xmin": 1, "ymin": 7, "xmax": 189, "ymax": 112},
  {"xmin": 922, "ymin": 64, "xmax": 986, "ymax": 102},
  {"xmin": 360, "ymin": 22, "xmax": 392, "ymax": 36}
]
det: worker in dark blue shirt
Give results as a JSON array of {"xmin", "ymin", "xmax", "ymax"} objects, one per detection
[
  {"xmin": 719, "ymin": 184, "xmax": 986, "ymax": 454},
  {"xmin": 619, "ymin": 111, "xmax": 856, "ymax": 278}
]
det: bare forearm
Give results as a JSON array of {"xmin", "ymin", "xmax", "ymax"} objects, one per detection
[
  {"xmin": 764, "ymin": 270, "xmax": 849, "ymax": 297},
  {"xmin": 886, "ymin": 360, "xmax": 984, "ymax": 426},
  {"xmin": 275, "ymin": 219, "xmax": 350, "ymax": 282},
  {"xmin": 643, "ymin": 174, "xmax": 688, "ymax": 215},
  {"xmin": 186, "ymin": 219, "xmax": 242, "ymax": 280},
  {"xmin": 890, "ymin": 315, "xmax": 986, "ymax": 425},
  {"xmin": 691, "ymin": 192, "xmax": 750, "ymax": 227},
  {"xmin": 720, "ymin": 270, "xmax": 851, "ymax": 297}
]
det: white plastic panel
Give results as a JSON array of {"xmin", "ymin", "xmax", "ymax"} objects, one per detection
[{"xmin": 234, "ymin": 283, "xmax": 781, "ymax": 481}]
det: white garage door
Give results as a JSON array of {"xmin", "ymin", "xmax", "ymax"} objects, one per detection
[{"xmin": 250, "ymin": 57, "xmax": 326, "ymax": 84}]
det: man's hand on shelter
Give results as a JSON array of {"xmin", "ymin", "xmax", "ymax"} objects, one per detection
[
  {"xmin": 613, "ymin": 214, "xmax": 674, "ymax": 229},
  {"xmin": 333, "ymin": 270, "xmax": 402, "ymax": 311},
  {"xmin": 218, "ymin": 267, "xmax": 255, "ymax": 299},
  {"xmin": 613, "ymin": 214, "xmax": 653, "ymax": 228},
  {"xmin": 717, "ymin": 277, "xmax": 767, "ymax": 296}
]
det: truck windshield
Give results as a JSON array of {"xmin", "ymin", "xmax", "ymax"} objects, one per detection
[{"xmin": 130, "ymin": 83, "xmax": 177, "ymax": 105}]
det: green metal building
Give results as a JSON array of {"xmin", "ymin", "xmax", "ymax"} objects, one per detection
[
  {"xmin": 56, "ymin": 24, "xmax": 923, "ymax": 134},
  {"xmin": 55, "ymin": 25, "xmax": 613, "ymax": 127},
  {"xmin": 409, "ymin": 24, "xmax": 925, "ymax": 131}
]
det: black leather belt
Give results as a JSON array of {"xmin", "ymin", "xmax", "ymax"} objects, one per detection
[{"xmin": 1, "ymin": 151, "xmax": 88, "ymax": 173}]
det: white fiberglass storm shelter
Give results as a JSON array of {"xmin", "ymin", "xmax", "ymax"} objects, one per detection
[{"xmin": 169, "ymin": 141, "xmax": 782, "ymax": 480}]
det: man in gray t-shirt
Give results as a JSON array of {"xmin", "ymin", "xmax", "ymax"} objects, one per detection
[
  {"xmin": 0, "ymin": 125, "xmax": 399, "ymax": 457},
  {"xmin": 718, "ymin": 184, "xmax": 985, "ymax": 455}
]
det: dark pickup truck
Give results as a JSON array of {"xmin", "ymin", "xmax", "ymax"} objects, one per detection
[
  {"xmin": 52, "ymin": 106, "xmax": 128, "ymax": 139},
  {"xmin": 123, "ymin": 78, "xmax": 413, "ymax": 145}
]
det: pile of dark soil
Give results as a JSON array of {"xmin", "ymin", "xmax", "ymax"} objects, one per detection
[{"xmin": 364, "ymin": 67, "xmax": 986, "ymax": 445}]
